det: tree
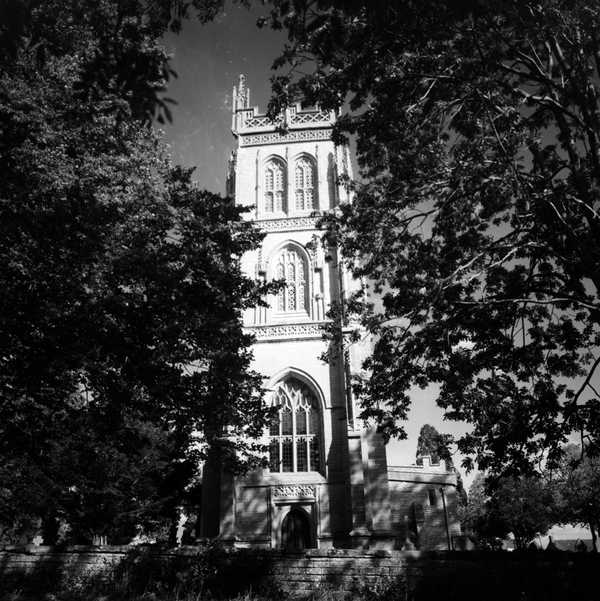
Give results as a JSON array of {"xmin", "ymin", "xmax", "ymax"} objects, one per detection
[
  {"xmin": 264, "ymin": 0, "xmax": 600, "ymax": 475},
  {"xmin": 0, "ymin": 0, "xmax": 271, "ymax": 543},
  {"xmin": 415, "ymin": 424, "xmax": 468, "ymax": 511},
  {"xmin": 416, "ymin": 424, "xmax": 453, "ymax": 466},
  {"xmin": 552, "ymin": 444, "xmax": 600, "ymax": 551},
  {"xmin": 461, "ymin": 473, "xmax": 503, "ymax": 549},
  {"xmin": 463, "ymin": 473, "xmax": 554, "ymax": 549}
]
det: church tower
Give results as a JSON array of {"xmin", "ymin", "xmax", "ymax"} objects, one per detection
[{"xmin": 203, "ymin": 75, "xmax": 393, "ymax": 550}]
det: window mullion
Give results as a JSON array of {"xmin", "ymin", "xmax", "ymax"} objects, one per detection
[
  {"xmin": 278, "ymin": 437, "xmax": 282, "ymax": 472},
  {"xmin": 302, "ymin": 166, "xmax": 307, "ymax": 210},
  {"xmin": 283, "ymin": 254, "xmax": 288, "ymax": 311},
  {"xmin": 292, "ymin": 406, "xmax": 297, "ymax": 471},
  {"xmin": 278, "ymin": 409, "xmax": 283, "ymax": 472}
]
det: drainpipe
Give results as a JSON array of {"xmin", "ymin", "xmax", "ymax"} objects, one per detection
[{"xmin": 440, "ymin": 487, "xmax": 452, "ymax": 550}]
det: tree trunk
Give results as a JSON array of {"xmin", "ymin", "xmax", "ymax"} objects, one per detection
[
  {"xmin": 41, "ymin": 513, "xmax": 59, "ymax": 546},
  {"xmin": 590, "ymin": 522, "xmax": 597, "ymax": 552}
]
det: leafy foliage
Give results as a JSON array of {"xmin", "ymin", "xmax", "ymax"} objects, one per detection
[
  {"xmin": 415, "ymin": 424, "xmax": 453, "ymax": 466},
  {"xmin": 415, "ymin": 424, "xmax": 468, "ymax": 512},
  {"xmin": 463, "ymin": 473, "xmax": 554, "ymax": 549},
  {"xmin": 0, "ymin": 0, "xmax": 271, "ymax": 543},
  {"xmin": 551, "ymin": 444, "xmax": 600, "ymax": 551},
  {"xmin": 265, "ymin": 0, "xmax": 600, "ymax": 475}
]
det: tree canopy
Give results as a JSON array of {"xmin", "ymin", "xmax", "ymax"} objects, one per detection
[
  {"xmin": 415, "ymin": 424, "xmax": 453, "ymax": 466},
  {"xmin": 0, "ymin": 0, "xmax": 270, "ymax": 543},
  {"xmin": 265, "ymin": 0, "xmax": 600, "ymax": 475},
  {"xmin": 551, "ymin": 444, "xmax": 600, "ymax": 551},
  {"xmin": 463, "ymin": 472, "xmax": 554, "ymax": 550}
]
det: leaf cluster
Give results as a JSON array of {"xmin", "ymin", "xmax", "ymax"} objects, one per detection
[
  {"xmin": 266, "ymin": 0, "xmax": 600, "ymax": 475},
  {"xmin": 464, "ymin": 472, "xmax": 554, "ymax": 549},
  {"xmin": 0, "ymin": 0, "xmax": 271, "ymax": 543}
]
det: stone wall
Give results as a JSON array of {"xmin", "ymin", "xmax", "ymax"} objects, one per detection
[
  {"xmin": 388, "ymin": 464, "xmax": 460, "ymax": 551},
  {"xmin": 1, "ymin": 546, "xmax": 598, "ymax": 600}
]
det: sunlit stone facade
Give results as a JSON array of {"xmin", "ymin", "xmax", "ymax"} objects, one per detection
[{"xmin": 199, "ymin": 76, "xmax": 461, "ymax": 551}]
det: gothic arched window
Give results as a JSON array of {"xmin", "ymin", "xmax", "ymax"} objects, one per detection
[
  {"xmin": 275, "ymin": 246, "xmax": 308, "ymax": 313},
  {"xmin": 269, "ymin": 378, "xmax": 322, "ymax": 473},
  {"xmin": 264, "ymin": 158, "xmax": 286, "ymax": 213},
  {"xmin": 294, "ymin": 156, "xmax": 317, "ymax": 211}
]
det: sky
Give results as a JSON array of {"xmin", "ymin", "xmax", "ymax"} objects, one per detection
[
  {"xmin": 160, "ymin": 3, "xmax": 475, "ymax": 480},
  {"xmin": 161, "ymin": 3, "xmax": 285, "ymax": 193}
]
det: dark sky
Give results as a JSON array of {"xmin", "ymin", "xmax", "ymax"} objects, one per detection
[{"xmin": 161, "ymin": 3, "xmax": 286, "ymax": 193}]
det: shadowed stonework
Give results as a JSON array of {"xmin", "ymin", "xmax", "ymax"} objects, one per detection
[{"xmin": 1, "ymin": 546, "xmax": 599, "ymax": 600}]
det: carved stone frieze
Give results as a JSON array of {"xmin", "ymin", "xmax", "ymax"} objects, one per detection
[
  {"xmin": 240, "ymin": 128, "xmax": 331, "ymax": 147},
  {"xmin": 272, "ymin": 484, "xmax": 317, "ymax": 500},
  {"xmin": 256, "ymin": 216, "xmax": 320, "ymax": 233},
  {"xmin": 247, "ymin": 323, "xmax": 326, "ymax": 341}
]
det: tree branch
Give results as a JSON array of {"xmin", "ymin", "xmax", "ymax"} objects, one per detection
[
  {"xmin": 571, "ymin": 354, "xmax": 600, "ymax": 409},
  {"xmin": 456, "ymin": 297, "xmax": 600, "ymax": 311}
]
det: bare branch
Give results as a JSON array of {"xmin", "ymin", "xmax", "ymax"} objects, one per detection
[
  {"xmin": 571, "ymin": 354, "xmax": 600, "ymax": 408},
  {"xmin": 456, "ymin": 297, "xmax": 600, "ymax": 311}
]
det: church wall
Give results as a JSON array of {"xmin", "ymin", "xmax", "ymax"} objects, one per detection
[
  {"xmin": 212, "ymin": 78, "xmax": 461, "ymax": 553},
  {"xmin": 235, "ymin": 486, "xmax": 271, "ymax": 544},
  {"xmin": 230, "ymin": 480, "xmax": 351, "ymax": 548},
  {"xmin": 233, "ymin": 332, "xmax": 353, "ymax": 546},
  {"xmin": 388, "ymin": 466, "xmax": 461, "ymax": 551},
  {"xmin": 233, "ymin": 140, "xmax": 339, "ymax": 219},
  {"xmin": 362, "ymin": 429, "xmax": 392, "ymax": 534}
]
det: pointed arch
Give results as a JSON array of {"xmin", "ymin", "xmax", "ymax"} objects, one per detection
[
  {"xmin": 293, "ymin": 153, "xmax": 318, "ymax": 211},
  {"xmin": 267, "ymin": 240, "xmax": 311, "ymax": 316},
  {"xmin": 266, "ymin": 367, "xmax": 328, "ymax": 410},
  {"xmin": 263, "ymin": 155, "xmax": 287, "ymax": 214},
  {"xmin": 267, "ymin": 373, "xmax": 324, "ymax": 474},
  {"xmin": 281, "ymin": 506, "xmax": 314, "ymax": 550}
]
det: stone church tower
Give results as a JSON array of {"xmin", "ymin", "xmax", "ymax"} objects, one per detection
[{"xmin": 199, "ymin": 76, "xmax": 460, "ymax": 551}]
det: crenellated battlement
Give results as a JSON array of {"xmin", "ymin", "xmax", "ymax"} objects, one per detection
[{"xmin": 231, "ymin": 74, "xmax": 335, "ymax": 137}]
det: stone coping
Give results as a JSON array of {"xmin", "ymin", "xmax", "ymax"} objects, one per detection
[
  {"xmin": 387, "ymin": 467, "xmax": 457, "ymax": 486},
  {"xmin": 0, "ymin": 545, "xmax": 399, "ymax": 557}
]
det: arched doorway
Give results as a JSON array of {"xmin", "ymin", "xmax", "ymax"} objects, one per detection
[{"xmin": 281, "ymin": 508, "xmax": 313, "ymax": 551}]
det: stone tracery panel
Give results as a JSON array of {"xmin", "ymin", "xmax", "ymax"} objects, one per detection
[
  {"xmin": 257, "ymin": 216, "xmax": 320, "ymax": 233},
  {"xmin": 246, "ymin": 323, "xmax": 325, "ymax": 341},
  {"xmin": 269, "ymin": 379, "xmax": 322, "ymax": 474},
  {"xmin": 272, "ymin": 484, "xmax": 317, "ymax": 500},
  {"xmin": 264, "ymin": 157, "xmax": 286, "ymax": 214},
  {"xmin": 240, "ymin": 129, "xmax": 331, "ymax": 147}
]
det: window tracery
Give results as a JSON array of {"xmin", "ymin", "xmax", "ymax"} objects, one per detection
[
  {"xmin": 264, "ymin": 158, "xmax": 286, "ymax": 213},
  {"xmin": 275, "ymin": 247, "xmax": 307, "ymax": 313},
  {"xmin": 268, "ymin": 378, "xmax": 321, "ymax": 473},
  {"xmin": 294, "ymin": 156, "xmax": 317, "ymax": 211}
]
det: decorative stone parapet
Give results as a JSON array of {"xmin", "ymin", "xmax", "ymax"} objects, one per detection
[{"xmin": 234, "ymin": 104, "xmax": 334, "ymax": 136}]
